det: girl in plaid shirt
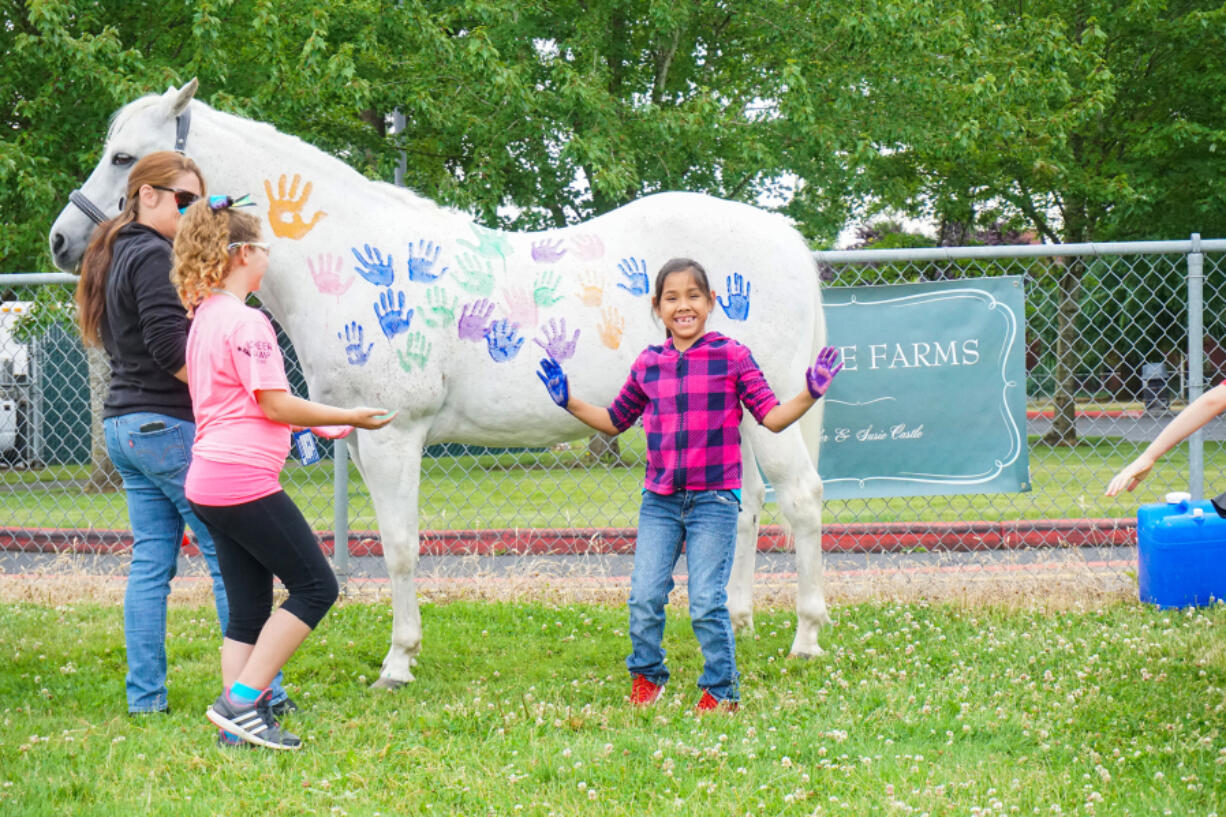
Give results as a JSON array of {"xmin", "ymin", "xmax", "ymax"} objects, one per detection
[{"xmin": 538, "ymin": 258, "xmax": 842, "ymax": 711}]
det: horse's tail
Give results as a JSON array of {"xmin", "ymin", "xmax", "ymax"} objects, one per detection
[{"xmin": 797, "ymin": 251, "xmax": 826, "ymax": 467}]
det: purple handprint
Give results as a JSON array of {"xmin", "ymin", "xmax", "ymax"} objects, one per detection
[
  {"xmin": 617, "ymin": 257, "xmax": 650, "ymax": 296},
  {"xmin": 407, "ymin": 239, "xmax": 449, "ymax": 283},
  {"xmin": 533, "ymin": 318, "xmax": 580, "ymax": 362},
  {"xmin": 458, "ymin": 299, "xmax": 495, "ymax": 341},
  {"xmin": 374, "ymin": 288, "xmax": 414, "ymax": 339},
  {"xmin": 338, "ymin": 321, "xmax": 374, "ymax": 366},
  {"xmin": 351, "ymin": 244, "xmax": 394, "ymax": 287},
  {"xmin": 717, "ymin": 272, "xmax": 751, "ymax": 321},
  {"xmin": 531, "ymin": 238, "xmax": 567, "ymax": 263},
  {"xmin": 484, "ymin": 319, "xmax": 524, "ymax": 362}
]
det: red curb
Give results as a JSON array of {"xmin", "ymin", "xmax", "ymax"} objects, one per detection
[
  {"xmin": 1025, "ymin": 409, "xmax": 1144, "ymax": 419},
  {"xmin": 0, "ymin": 519, "xmax": 1137, "ymax": 557}
]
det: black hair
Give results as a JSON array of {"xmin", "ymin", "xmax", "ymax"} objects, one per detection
[{"xmin": 652, "ymin": 258, "xmax": 713, "ymax": 338}]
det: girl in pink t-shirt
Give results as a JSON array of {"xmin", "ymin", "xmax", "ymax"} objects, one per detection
[{"xmin": 171, "ymin": 196, "xmax": 393, "ymax": 750}]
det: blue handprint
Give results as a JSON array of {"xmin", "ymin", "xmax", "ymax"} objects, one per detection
[
  {"xmin": 484, "ymin": 319, "xmax": 524, "ymax": 363},
  {"xmin": 351, "ymin": 244, "xmax": 395, "ymax": 287},
  {"xmin": 373, "ymin": 288, "xmax": 414, "ymax": 339},
  {"xmin": 338, "ymin": 321, "xmax": 374, "ymax": 366},
  {"xmin": 717, "ymin": 272, "xmax": 751, "ymax": 321},
  {"xmin": 407, "ymin": 239, "xmax": 449, "ymax": 283},
  {"xmin": 617, "ymin": 257, "xmax": 650, "ymax": 296}
]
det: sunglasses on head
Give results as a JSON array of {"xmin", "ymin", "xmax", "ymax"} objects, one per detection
[{"xmin": 150, "ymin": 185, "xmax": 200, "ymax": 213}]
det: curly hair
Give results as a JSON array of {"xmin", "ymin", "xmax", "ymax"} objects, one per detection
[
  {"xmin": 75, "ymin": 151, "xmax": 205, "ymax": 345},
  {"xmin": 171, "ymin": 201, "xmax": 262, "ymax": 315}
]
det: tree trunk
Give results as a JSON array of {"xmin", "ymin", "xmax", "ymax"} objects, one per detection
[
  {"xmin": 1041, "ymin": 256, "xmax": 1084, "ymax": 446},
  {"xmin": 83, "ymin": 346, "xmax": 119, "ymax": 493},
  {"xmin": 587, "ymin": 432, "xmax": 622, "ymax": 464}
]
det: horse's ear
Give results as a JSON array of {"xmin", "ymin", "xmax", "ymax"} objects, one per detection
[{"xmin": 170, "ymin": 78, "xmax": 199, "ymax": 116}]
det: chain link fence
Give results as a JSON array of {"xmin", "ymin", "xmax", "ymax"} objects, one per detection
[{"xmin": 4, "ymin": 240, "xmax": 1225, "ymax": 598}]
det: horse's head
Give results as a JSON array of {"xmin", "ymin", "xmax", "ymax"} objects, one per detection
[{"xmin": 48, "ymin": 80, "xmax": 199, "ymax": 271}]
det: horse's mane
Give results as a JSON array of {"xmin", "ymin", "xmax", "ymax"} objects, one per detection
[{"xmin": 107, "ymin": 91, "xmax": 462, "ymax": 219}]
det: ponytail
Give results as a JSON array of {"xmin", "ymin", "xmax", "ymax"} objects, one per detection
[{"xmin": 74, "ymin": 151, "xmax": 205, "ymax": 346}]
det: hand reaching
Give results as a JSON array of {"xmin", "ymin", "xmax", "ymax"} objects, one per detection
[
  {"xmin": 537, "ymin": 358, "xmax": 570, "ymax": 408},
  {"xmin": 1105, "ymin": 457, "xmax": 1154, "ymax": 497},
  {"xmin": 805, "ymin": 346, "xmax": 844, "ymax": 399}
]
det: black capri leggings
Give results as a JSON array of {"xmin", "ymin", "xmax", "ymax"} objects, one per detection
[{"xmin": 190, "ymin": 491, "xmax": 338, "ymax": 644}]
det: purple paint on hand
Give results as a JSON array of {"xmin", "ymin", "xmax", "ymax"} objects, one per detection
[{"xmin": 805, "ymin": 346, "xmax": 844, "ymax": 398}]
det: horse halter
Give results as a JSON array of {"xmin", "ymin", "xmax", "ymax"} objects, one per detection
[{"xmin": 67, "ymin": 106, "xmax": 193, "ymax": 226}]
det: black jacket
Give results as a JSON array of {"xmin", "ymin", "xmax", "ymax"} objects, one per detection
[{"xmin": 101, "ymin": 222, "xmax": 194, "ymax": 422}]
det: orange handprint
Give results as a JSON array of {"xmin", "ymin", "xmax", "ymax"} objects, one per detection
[
  {"xmin": 576, "ymin": 269, "xmax": 604, "ymax": 308},
  {"xmin": 264, "ymin": 173, "xmax": 326, "ymax": 240},
  {"xmin": 598, "ymin": 306, "xmax": 624, "ymax": 349}
]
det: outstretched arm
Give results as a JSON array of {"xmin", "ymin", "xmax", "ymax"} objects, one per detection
[
  {"xmin": 1105, "ymin": 383, "xmax": 1226, "ymax": 496},
  {"xmin": 256, "ymin": 389, "xmax": 395, "ymax": 430},
  {"xmin": 537, "ymin": 358, "xmax": 620, "ymax": 435},
  {"xmin": 762, "ymin": 346, "xmax": 843, "ymax": 433}
]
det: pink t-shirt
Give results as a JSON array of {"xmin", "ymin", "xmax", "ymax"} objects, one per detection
[{"xmin": 184, "ymin": 292, "xmax": 290, "ymax": 505}]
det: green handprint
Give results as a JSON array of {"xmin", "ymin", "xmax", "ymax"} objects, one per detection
[
  {"xmin": 533, "ymin": 270, "xmax": 564, "ymax": 307},
  {"xmin": 455, "ymin": 253, "xmax": 495, "ymax": 296},
  {"xmin": 397, "ymin": 331, "xmax": 432, "ymax": 372},
  {"xmin": 423, "ymin": 286, "xmax": 458, "ymax": 327},
  {"xmin": 455, "ymin": 223, "xmax": 512, "ymax": 259}
]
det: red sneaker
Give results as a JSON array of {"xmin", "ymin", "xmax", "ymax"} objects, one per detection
[
  {"xmin": 695, "ymin": 690, "xmax": 739, "ymax": 713},
  {"xmin": 629, "ymin": 674, "xmax": 665, "ymax": 706}
]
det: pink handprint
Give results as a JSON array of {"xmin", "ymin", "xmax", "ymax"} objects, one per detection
[
  {"xmin": 570, "ymin": 234, "xmax": 605, "ymax": 260},
  {"xmin": 307, "ymin": 253, "xmax": 354, "ymax": 302},
  {"xmin": 502, "ymin": 287, "xmax": 538, "ymax": 328}
]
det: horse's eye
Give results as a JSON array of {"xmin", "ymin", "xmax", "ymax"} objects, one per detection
[{"xmin": 111, "ymin": 153, "xmax": 135, "ymax": 167}]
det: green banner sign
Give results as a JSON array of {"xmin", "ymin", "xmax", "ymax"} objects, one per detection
[{"xmin": 817, "ymin": 276, "xmax": 1029, "ymax": 499}]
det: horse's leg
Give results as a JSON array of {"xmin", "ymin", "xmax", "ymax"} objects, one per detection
[
  {"xmin": 349, "ymin": 420, "xmax": 429, "ymax": 688},
  {"xmin": 727, "ymin": 435, "xmax": 765, "ymax": 634},
  {"xmin": 745, "ymin": 423, "xmax": 830, "ymax": 658}
]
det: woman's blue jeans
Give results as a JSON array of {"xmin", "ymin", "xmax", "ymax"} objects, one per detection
[
  {"xmin": 104, "ymin": 412, "xmax": 285, "ymax": 713},
  {"xmin": 626, "ymin": 489, "xmax": 741, "ymax": 702}
]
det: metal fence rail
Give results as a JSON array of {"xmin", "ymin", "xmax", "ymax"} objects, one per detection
[{"xmin": 4, "ymin": 239, "xmax": 1224, "ymax": 589}]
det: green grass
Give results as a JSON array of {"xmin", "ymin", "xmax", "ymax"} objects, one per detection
[
  {"xmin": 3, "ymin": 432, "xmax": 1221, "ymax": 533},
  {"xmin": 1, "ymin": 599, "xmax": 1223, "ymax": 816}
]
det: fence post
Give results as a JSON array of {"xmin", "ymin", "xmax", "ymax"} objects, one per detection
[
  {"xmin": 1187, "ymin": 233, "xmax": 1205, "ymax": 499},
  {"xmin": 332, "ymin": 438, "xmax": 350, "ymax": 577}
]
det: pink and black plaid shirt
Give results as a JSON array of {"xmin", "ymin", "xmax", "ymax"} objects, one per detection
[{"xmin": 608, "ymin": 332, "xmax": 779, "ymax": 494}]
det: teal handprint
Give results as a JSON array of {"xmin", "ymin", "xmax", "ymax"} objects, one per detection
[
  {"xmin": 422, "ymin": 286, "xmax": 458, "ymax": 328},
  {"xmin": 455, "ymin": 253, "xmax": 496, "ymax": 296},
  {"xmin": 455, "ymin": 223, "xmax": 512, "ymax": 259},
  {"xmin": 533, "ymin": 270, "xmax": 563, "ymax": 307},
  {"xmin": 397, "ymin": 332, "xmax": 432, "ymax": 372}
]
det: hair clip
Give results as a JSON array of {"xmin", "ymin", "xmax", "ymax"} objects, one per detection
[{"xmin": 208, "ymin": 193, "xmax": 255, "ymax": 211}]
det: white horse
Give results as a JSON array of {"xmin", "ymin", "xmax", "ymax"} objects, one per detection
[{"xmin": 50, "ymin": 81, "xmax": 831, "ymax": 687}]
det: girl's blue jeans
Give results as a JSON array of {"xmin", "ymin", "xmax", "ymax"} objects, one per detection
[
  {"xmin": 626, "ymin": 488, "xmax": 741, "ymax": 702},
  {"xmin": 104, "ymin": 412, "xmax": 286, "ymax": 713}
]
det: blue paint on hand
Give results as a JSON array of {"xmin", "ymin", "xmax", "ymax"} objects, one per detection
[{"xmin": 537, "ymin": 357, "xmax": 570, "ymax": 408}]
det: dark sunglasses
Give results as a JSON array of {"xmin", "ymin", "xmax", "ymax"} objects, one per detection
[{"xmin": 150, "ymin": 185, "xmax": 200, "ymax": 213}]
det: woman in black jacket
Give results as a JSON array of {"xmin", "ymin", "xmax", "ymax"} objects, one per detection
[{"xmin": 75, "ymin": 151, "xmax": 292, "ymax": 722}]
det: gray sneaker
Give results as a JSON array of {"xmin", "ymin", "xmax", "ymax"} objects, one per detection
[{"xmin": 207, "ymin": 692, "xmax": 301, "ymax": 751}]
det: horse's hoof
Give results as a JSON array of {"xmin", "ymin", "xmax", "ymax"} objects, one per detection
[{"xmin": 369, "ymin": 675, "xmax": 411, "ymax": 690}]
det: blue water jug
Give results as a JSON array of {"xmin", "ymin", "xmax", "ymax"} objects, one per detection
[{"xmin": 1136, "ymin": 492, "xmax": 1226, "ymax": 608}]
